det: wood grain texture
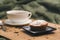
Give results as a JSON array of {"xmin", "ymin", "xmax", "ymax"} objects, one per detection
[{"xmin": 0, "ymin": 20, "xmax": 60, "ymax": 40}]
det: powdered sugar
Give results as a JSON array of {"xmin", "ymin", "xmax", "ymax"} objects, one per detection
[{"xmin": 30, "ymin": 20, "xmax": 47, "ymax": 26}]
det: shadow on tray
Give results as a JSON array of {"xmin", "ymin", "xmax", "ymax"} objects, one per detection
[{"xmin": 23, "ymin": 31, "xmax": 55, "ymax": 37}]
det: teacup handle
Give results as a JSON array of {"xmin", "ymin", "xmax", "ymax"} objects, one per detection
[{"xmin": 28, "ymin": 12, "xmax": 32, "ymax": 19}]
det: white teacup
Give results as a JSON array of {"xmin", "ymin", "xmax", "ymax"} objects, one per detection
[{"xmin": 7, "ymin": 10, "xmax": 32, "ymax": 23}]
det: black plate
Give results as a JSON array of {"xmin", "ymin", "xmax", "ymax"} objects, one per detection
[{"xmin": 23, "ymin": 26, "xmax": 56, "ymax": 36}]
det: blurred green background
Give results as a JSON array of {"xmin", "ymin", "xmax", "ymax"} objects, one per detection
[{"xmin": 0, "ymin": 0, "xmax": 60, "ymax": 23}]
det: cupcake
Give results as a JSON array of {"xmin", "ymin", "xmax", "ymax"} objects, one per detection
[{"xmin": 29, "ymin": 20, "xmax": 48, "ymax": 31}]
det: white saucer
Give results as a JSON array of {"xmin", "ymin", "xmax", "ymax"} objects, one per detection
[{"xmin": 4, "ymin": 19, "xmax": 32, "ymax": 25}]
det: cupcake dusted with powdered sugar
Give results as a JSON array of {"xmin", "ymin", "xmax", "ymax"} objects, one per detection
[
  {"xmin": 30, "ymin": 20, "xmax": 48, "ymax": 30},
  {"xmin": 23, "ymin": 20, "xmax": 56, "ymax": 33}
]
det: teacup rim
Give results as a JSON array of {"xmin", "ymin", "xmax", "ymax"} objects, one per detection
[{"xmin": 7, "ymin": 10, "xmax": 31, "ymax": 14}]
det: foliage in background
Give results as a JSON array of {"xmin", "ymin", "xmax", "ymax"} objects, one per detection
[{"xmin": 0, "ymin": 0, "xmax": 60, "ymax": 24}]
